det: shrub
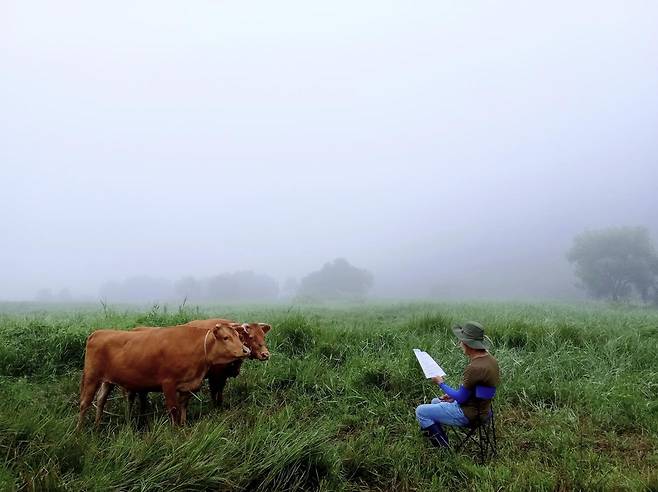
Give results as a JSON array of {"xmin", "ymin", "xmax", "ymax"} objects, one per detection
[
  {"xmin": 406, "ymin": 313, "xmax": 453, "ymax": 336},
  {"xmin": 317, "ymin": 342, "xmax": 349, "ymax": 367},
  {"xmin": 274, "ymin": 314, "xmax": 316, "ymax": 357}
]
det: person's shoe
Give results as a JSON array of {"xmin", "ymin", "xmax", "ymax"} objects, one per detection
[{"xmin": 422, "ymin": 423, "xmax": 449, "ymax": 448}]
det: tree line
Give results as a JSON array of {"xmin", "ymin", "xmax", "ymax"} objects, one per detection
[
  {"xmin": 94, "ymin": 258, "xmax": 373, "ymax": 303},
  {"xmin": 32, "ymin": 226, "xmax": 658, "ymax": 305}
]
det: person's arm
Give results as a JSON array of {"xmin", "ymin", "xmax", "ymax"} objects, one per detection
[
  {"xmin": 430, "ymin": 375, "xmax": 471, "ymax": 404},
  {"xmin": 438, "ymin": 382, "xmax": 471, "ymax": 404},
  {"xmin": 433, "ymin": 362, "xmax": 481, "ymax": 404}
]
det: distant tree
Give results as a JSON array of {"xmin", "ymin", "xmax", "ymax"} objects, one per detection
[
  {"xmin": 205, "ymin": 271, "xmax": 279, "ymax": 301},
  {"xmin": 205, "ymin": 273, "xmax": 237, "ymax": 300},
  {"xmin": 567, "ymin": 227, "xmax": 658, "ymax": 302},
  {"xmin": 281, "ymin": 277, "xmax": 299, "ymax": 298},
  {"xmin": 56, "ymin": 288, "xmax": 73, "ymax": 302},
  {"xmin": 98, "ymin": 281, "xmax": 120, "ymax": 301},
  {"xmin": 174, "ymin": 276, "xmax": 202, "ymax": 301},
  {"xmin": 35, "ymin": 288, "xmax": 54, "ymax": 302},
  {"xmin": 99, "ymin": 276, "xmax": 173, "ymax": 302},
  {"xmin": 298, "ymin": 258, "xmax": 373, "ymax": 300}
]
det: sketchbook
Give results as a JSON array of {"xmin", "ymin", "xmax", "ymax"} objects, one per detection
[{"xmin": 413, "ymin": 349, "xmax": 446, "ymax": 378}]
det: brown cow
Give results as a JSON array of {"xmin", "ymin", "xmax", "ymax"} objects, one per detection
[
  {"xmin": 77, "ymin": 323, "xmax": 250, "ymax": 429},
  {"xmin": 182, "ymin": 318, "xmax": 271, "ymax": 406}
]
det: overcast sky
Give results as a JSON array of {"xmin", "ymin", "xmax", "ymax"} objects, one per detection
[{"xmin": 1, "ymin": 0, "xmax": 657, "ymax": 301}]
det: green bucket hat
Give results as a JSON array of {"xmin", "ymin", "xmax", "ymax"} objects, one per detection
[{"xmin": 451, "ymin": 321, "xmax": 491, "ymax": 350}]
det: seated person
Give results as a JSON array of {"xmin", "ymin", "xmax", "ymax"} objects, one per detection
[{"xmin": 415, "ymin": 321, "xmax": 500, "ymax": 447}]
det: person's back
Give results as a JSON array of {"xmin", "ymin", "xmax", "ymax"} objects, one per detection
[{"xmin": 459, "ymin": 352, "xmax": 500, "ymax": 421}]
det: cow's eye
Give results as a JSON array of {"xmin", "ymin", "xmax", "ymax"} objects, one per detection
[{"xmin": 223, "ymin": 336, "xmax": 229, "ymax": 341}]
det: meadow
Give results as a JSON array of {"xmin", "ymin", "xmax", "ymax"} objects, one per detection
[{"xmin": 0, "ymin": 301, "xmax": 656, "ymax": 491}]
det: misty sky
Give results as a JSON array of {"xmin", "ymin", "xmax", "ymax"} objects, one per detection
[{"xmin": 1, "ymin": 0, "xmax": 657, "ymax": 301}]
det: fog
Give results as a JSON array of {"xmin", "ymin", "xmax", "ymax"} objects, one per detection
[{"xmin": 1, "ymin": 0, "xmax": 657, "ymax": 302}]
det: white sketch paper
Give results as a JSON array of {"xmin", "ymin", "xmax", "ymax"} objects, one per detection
[{"xmin": 413, "ymin": 349, "xmax": 446, "ymax": 378}]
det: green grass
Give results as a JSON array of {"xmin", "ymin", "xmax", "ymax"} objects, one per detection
[{"xmin": 0, "ymin": 302, "xmax": 657, "ymax": 490}]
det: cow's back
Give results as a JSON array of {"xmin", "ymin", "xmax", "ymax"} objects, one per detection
[
  {"xmin": 183, "ymin": 318, "xmax": 234, "ymax": 330},
  {"xmin": 84, "ymin": 326, "xmax": 207, "ymax": 392}
]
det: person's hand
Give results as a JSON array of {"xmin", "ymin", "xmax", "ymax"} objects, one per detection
[
  {"xmin": 431, "ymin": 375, "xmax": 444, "ymax": 385},
  {"xmin": 440, "ymin": 394, "xmax": 454, "ymax": 402}
]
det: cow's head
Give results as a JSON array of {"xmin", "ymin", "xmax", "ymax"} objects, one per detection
[
  {"xmin": 238, "ymin": 323, "xmax": 271, "ymax": 361},
  {"xmin": 209, "ymin": 323, "xmax": 250, "ymax": 364}
]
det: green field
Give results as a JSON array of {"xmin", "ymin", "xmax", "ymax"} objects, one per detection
[{"xmin": 1, "ymin": 302, "xmax": 657, "ymax": 491}]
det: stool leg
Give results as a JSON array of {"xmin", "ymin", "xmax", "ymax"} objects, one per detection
[
  {"xmin": 478, "ymin": 424, "xmax": 485, "ymax": 464},
  {"xmin": 455, "ymin": 427, "xmax": 475, "ymax": 453},
  {"xmin": 491, "ymin": 411, "xmax": 497, "ymax": 457}
]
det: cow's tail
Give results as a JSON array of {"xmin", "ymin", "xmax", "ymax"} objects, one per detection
[
  {"xmin": 79, "ymin": 332, "xmax": 93, "ymax": 404},
  {"xmin": 79, "ymin": 367, "xmax": 86, "ymax": 403}
]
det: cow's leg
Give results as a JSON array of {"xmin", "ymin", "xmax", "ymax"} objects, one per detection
[
  {"xmin": 209, "ymin": 373, "xmax": 228, "ymax": 408},
  {"xmin": 178, "ymin": 392, "xmax": 191, "ymax": 425},
  {"xmin": 162, "ymin": 382, "xmax": 180, "ymax": 425},
  {"xmin": 125, "ymin": 389, "xmax": 136, "ymax": 420},
  {"xmin": 138, "ymin": 391, "xmax": 149, "ymax": 416},
  {"xmin": 227, "ymin": 361, "xmax": 243, "ymax": 378},
  {"xmin": 77, "ymin": 372, "xmax": 101, "ymax": 431},
  {"xmin": 127, "ymin": 390, "xmax": 150, "ymax": 428},
  {"xmin": 95, "ymin": 382, "xmax": 114, "ymax": 428}
]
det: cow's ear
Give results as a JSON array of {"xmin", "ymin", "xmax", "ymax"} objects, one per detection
[{"xmin": 258, "ymin": 323, "xmax": 271, "ymax": 334}]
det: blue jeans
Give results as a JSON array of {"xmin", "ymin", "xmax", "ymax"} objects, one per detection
[{"xmin": 415, "ymin": 399, "xmax": 469, "ymax": 429}]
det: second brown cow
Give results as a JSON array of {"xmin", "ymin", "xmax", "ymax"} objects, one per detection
[{"xmin": 183, "ymin": 318, "xmax": 271, "ymax": 407}]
